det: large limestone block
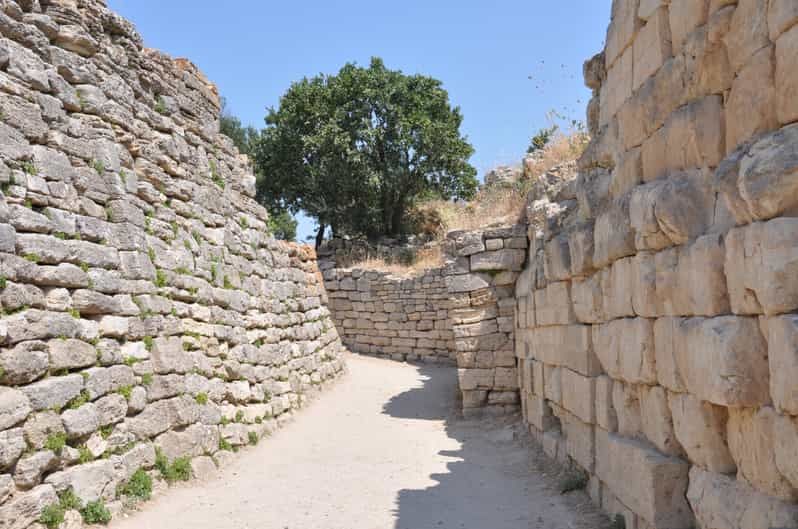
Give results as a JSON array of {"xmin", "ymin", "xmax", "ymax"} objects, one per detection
[
  {"xmin": 571, "ymin": 275, "xmax": 603, "ymax": 324},
  {"xmin": 639, "ymin": 385, "xmax": 684, "ymax": 457},
  {"xmin": 560, "ymin": 368, "xmax": 596, "ymax": 424},
  {"xmin": 544, "ymin": 364, "xmax": 563, "ymax": 405},
  {"xmin": 553, "ymin": 405, "xmax": 595, "ymax": 472},
  {"xmin": 533, "ymin": 282, "xmax": 575, "ymax": 326},
  {"xmin": 676, "ymin": 317, "xmax": 770, "ymax": 407},
  {"xmin": 633, "ymin": 7, "xmax": 672, "ymax": 90},
  {"xmin": 600, "ymin": 257, "xmax": 635, "ymax": 319},
  {"xmin": 724, "ymin": 0, "xmax": 771, "ymax": 73},
  {"xmin": 655, "ymin": 234, "xmax": 730, "ymax": 317},
  {"xmin": 470, "ymin": 249, "xmax": 525, "ymax": 272},
  {"xmin": 727, "ymin": 406, "xmax": 796, "ymax": 500},
  {"xmin": 593, "ymin": 318, "xmax": 657, "ymax": 384},
  {"xmin": 736, "ymin": 123, "xmax": 798, "ymax": 222},
  {"xmin": 725, "ymin": 218, "xmax": 798, "ymax": 315},
  {"xmin": 45, "ymin": 458, "xmax": 118, "ymax": 503},
  {"xmin": 630, "ymin": 172, "xmax": 713, "ymax": 252},
  {"xmin": 775, "ymin": 24, "xmax": 798, "ymax": 125},
  {"xmin": 606, "ymin": 0, "xmax": 642, "ymax": 66},
  {"xmin": 595, "ymin": 430, "xmax": 693, "ymax": 528},
  {"xmin": 544, "ymin": 233, "xmax": 571, "ymax": 281},
  {"xmin": 596, "ymin": 375, "xmax": 618, "ymax": 432},
  {"xmin": 683, "ymin": 7, "xmax": 735, "ymax": 99},
  {"xmin": 631, "ymin": 252, "xmax": 657, "ymax": 318},
  {"xmin": 769, "ymin": 0, "xmax": 798, "ymax": 39},
  {"xmin": 767, "ymin": 314, "xmax": 798, "ymax": 415},
  {"xmin": 669, "ymin": 392, "xmax": 735, "ymax": 473},
  {"xmin": 593, "ymin": 197, "xmax": 635, "ymax": 269},
  {"xmin": 725, "ymin": 45, "xmax": 778, "ymax": 155},
  {"xmin": 526, "ymin": 393, "xmax": 557, "ymax": 431},
  {"xmin": 612, "ymin": 380, "xmax": 643, "ymax": 438},
  {"xmin": 567, "ymin": 222, "xmax": 594, "ymax": 277},
  {"xmin": 457, "ymin": 368, "xmax": 494, "ymax": 391},
  {"xmin": 532, "ymin": 325, "xmax": 602, "ymax": 376},
  {"xmin": 774, "ymin": 413, "xmax": 798, "ymax": 490},
  {"xmin": 669, "ymin": 0, "xmax": 709, "ymax": 51},
  {"xmin": 690, "ymin": 467, "xmax": 798, "ymax": 529}
]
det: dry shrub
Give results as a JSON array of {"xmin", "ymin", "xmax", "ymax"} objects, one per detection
[
  {"xmin": 427, "ymin": 131, "xmax": 589, "ymax": 234},
  {"xmin": 354, "ymin": 245, "xmax": 444, "ymax": 277}
]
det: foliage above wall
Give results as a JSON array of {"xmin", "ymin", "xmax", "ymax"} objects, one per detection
[{"xmin": 253, "ymin": 57, "xmax": 478, "ymax": 246}]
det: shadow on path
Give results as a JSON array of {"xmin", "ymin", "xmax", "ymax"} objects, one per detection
[{"xmin": 384, "ymin": 363, "xmax": 611, "ymax": 529}]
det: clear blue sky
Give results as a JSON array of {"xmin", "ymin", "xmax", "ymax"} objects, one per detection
[{"xmin": 108, "ymin": 0, "xmax": 611, "ymax": 242}]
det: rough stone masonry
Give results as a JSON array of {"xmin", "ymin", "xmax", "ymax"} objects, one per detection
[
  {"xmin": 0, "ymin": 0, "xmax": 345, "ymax": 527},
  {"xmin": 516, "ymin": 0, "xmax": 798, "ymax": 528},
  {"xmin": 322, "ymin": 226, "xmax": 528, "ymax": 416}
]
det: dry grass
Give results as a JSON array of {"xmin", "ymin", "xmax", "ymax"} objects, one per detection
[
  {"xmin": 347, "ymin": 131, "xmax": 588, "ymax": 276},
  {"xmin": 422, "ymin": 132, "xmax": 588, "ymax": 234},
  {"xmin": 353, "ymin": 246, "xmax": 444, "ymax": 277}
]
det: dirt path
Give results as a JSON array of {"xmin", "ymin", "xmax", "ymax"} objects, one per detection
[{"xmin": 112, "ymin": 354, "xmax": 608, "ymax": 529}]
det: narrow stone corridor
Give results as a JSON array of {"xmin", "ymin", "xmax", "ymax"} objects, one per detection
[{"xmin": 111, "ymin": 354, "xmax": 607, "ymax": 529}]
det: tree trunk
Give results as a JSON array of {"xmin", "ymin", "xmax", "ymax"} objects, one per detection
[
  {"xmin": 390, "ymin": 196, "xmax": 405, "ymax": 236},
  {"xmin": 315, "ymin": 223, "xmax": 326, "ymax": 250}
]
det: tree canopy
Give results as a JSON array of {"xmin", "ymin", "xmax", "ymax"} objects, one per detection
[
  {"xmin": 253, "ymin": 58, "xmax": 477, "ymax": 246},
  {"xmin": 219, "ymin": 99, "xmax": 298, "ymax": 241}
]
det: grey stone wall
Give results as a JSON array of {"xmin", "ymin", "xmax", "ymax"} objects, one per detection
[
  {"xmin": 323, "ymin": 225, "xmax": 528, "ymax": 416},
  {"xmin": 0, "ymin": 1, "xmax": 344, "ymax": 527},
  {"xmin": 517, "ymin": 1, "xmax": 798, "ymax": 528}
]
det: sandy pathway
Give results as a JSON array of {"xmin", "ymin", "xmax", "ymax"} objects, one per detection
[{"xmin": 112, "ymin": 354, "xmax": 608, "ymax": 529}]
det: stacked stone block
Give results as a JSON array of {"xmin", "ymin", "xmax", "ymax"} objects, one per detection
[
  {"xmin": 322, "ymin": 226, "xmax": 528, "ymax": 416},
  {"xmin": 323, "ymin": 267, "xmax": 455, "ymax": 364},
  {"xmin": 0, "ymin": 1, "xmax": 344, "ymax": 527},
  {"xmin": 445, "ymin": 226, "xmax": 527, "ymax": 416},
  {"xmin": 518, "ymin": 1, "xmax": 798, "ymax": 527}
]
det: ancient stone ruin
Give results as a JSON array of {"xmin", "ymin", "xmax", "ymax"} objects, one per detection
[
  {"xmin": 0, "ymin": 1, "xmax": 344, "ymax": 526},
  {"xmin": 1, "ymin": 0, "xmax": 798, "ymax": 528},
  {"xmin": 516, "ymin": 0, "xmax": 798, "ymax": 527}
]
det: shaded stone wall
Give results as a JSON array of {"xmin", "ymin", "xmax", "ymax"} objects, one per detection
[
  {"xmin": 323, "ymin": 225, "xmax": 528, "ymax": 416},
  {"xmin": 516, "ymin": 1, "xmax": 798, "ymax": 528},
  {"xmin": 0, "ymin": 1, "xmax": 344, "ymax": 527}
]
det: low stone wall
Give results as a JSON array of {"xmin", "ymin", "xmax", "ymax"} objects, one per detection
[
  {"xmin": 323, "ymin": 225, "xmax": 528, "ymax": 415},
  {"xmin": 0, "ymin": 1, "xmax": 344, "ymax": 527},
  {"xmin": 517, "ymin": 1, "xmax": 798, "ymax": 528},
  {"xmin": 324, "ymin": 267, "xmax": 455, "ymax": 364}
]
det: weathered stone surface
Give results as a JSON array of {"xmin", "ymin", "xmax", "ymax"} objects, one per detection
[
  {"xmin": 727, "ymin": 407, "xmax": 796, "ymax": 500},
  {"xmin": 669, "ymin": 392, "xmax": 735, "ymax": 473},
  {"xmin": 639, "ymin": 385, "xmax": 683, "ymax": 457},
  {"xmin": 593, "ymin": 318, "xmax": 656, "ymax": 384},
  {"xmin": 61, "ymin": 403, "xmax": 100, "ymax": 439},
  {"xmin": 595, "ymin": 430, "xmax": 693, "ymax": 528},
  {"xmin": 688, "ymin": 466, "xmax": 798, "ymax": 529},
  {"xmin": 0, "ymin": 484, "xmax": 58, "ymax": 529},
  {"xmin": 560, "ymin": 368, "xmax": 595, "ymax": 424},
  {"xmin": 48, "ymin": 338, "xmax": 97, "ymax": 371},
  {"xmin": 0, "ymin": 341, "xmax": 48, "ymax": 385},
  {"xmin": 767, "ymin": 314, "xmax": 798, "ymax": 415},
  {"xmin": 776, "ymin": 24, "xmax": 798, "ymax": 125},
  {"xmin": 0, "ymin": 428, "xmax": 25, "ymax": 471},
  {"xmin": 45, "ymin": 458, "xmax": 118, "ymax": 502},
  {"xmin": 725, "ymin": 45, "xmax": 778, "ymax": 155},
  {"xmin": 725, "ymin": 218, "xmax": 798, "ymax": 315},
  {"xmin": 665, "ymin": 316, "xmax": 771, "ymax": 407},
  {"xmin": 633, "ymin": 7, "xmax": 671, "ymax": 90},
  {"xmin": 20, "ymin": 374, "xmax": 83, "ymax": 411}
]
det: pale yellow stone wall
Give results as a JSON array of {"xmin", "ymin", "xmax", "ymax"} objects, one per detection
[{"xmin": 517, "ymin": 1, "xmax": 798, "ymax": 527}]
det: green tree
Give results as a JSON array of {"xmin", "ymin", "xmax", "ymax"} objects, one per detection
[
  {"xmin": 219, "ymin": 99, "xmax": 298, "ymax": 241},
  {"xmin": 254, "ymin": 57, "xmax": 477, "ymax": 246}
]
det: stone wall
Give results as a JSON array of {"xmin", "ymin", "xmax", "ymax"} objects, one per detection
[
  {"xmin": 323, "ymin": 225, "xmax": 528, "ymax": 415},
  {"xmin": 0, "ymin": 1, "xmax": 344, "ymax": 527},
  {"xmin": 323, "ymin": 267, "xmax": 456, "ymax": 364},
  {"xmin": 516, "ymin": 1, "xmax": 798, "ymax": 528}
]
